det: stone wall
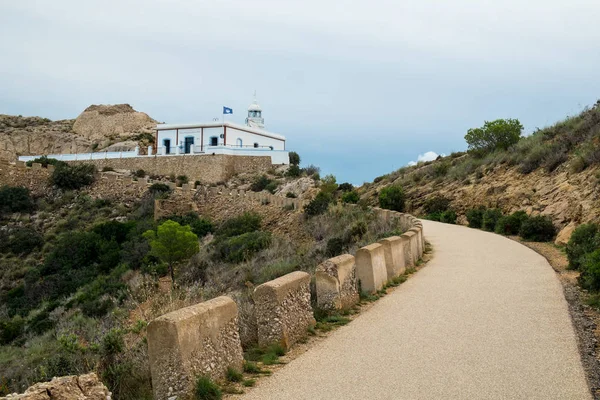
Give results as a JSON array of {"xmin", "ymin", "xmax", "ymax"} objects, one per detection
[
  {"xmin": 147, "ymin": 296, "xmax": 243, "ymax": 400},
  {"xmin": 67, "ymin": 154, "xmax": 271, "ymax": 184},
  {"xmin": 0, "ymin": 373, "xmax": 110, "ymax": 400},
  {"xmin": 315, "ymin": 254, "xmax": 360, "ymax": 312},
  {"xmin": 253, "ymin": 271, "xmax": 316, "ymax": 350}
]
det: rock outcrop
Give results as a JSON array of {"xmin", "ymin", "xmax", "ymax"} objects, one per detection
[
  {"xmin": 0, "ymin": 373, "xmax": 110, "ymax": 400},
  {"xmin": 0, "ymin": 104, "xmax": 157, "ymax": 162},
  {"xmin": 72, "ymin": 104, "xmax": 156, "ymax": 142}
]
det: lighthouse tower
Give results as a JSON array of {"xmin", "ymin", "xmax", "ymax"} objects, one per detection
[{"xmin": 245, "ymin": 93, "xmax": 265, "ymax": 129}]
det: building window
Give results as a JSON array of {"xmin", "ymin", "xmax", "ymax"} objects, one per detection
[
  {"xmin": 210, "ymin": 136, "xmax": 218, "ymax": 146},
  {"xmin": 254, "ymin": 142, "xmax": 259, "ymax": 148}
]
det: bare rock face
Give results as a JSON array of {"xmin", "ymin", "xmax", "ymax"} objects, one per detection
[
  {"xmin": 555, "ymin": 221, "xmax": 577, "ymax": 246},
  {"xmin": 0, "ymin": 115, "xmax": 91, "ymax": 162},
  {"xmin": 0, "ymin": 373, "xmax": 111, "ymax": 400},
  {"xmin": 73, "ymin": 104, "xmax": 156, "ymax": 142}
]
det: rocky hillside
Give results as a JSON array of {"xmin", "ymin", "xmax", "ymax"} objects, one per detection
[
  {"xmin": 0, "ymin": 104, "xmax": 157, "ymax": 162},
  {"xmin": 359, "ymin": 101, "xmax": 600, "ymax": 243}
]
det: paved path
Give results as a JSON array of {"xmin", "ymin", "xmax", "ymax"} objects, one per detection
[{"xmin": 241, "ymin": 221, "xmax": 591, "ymax": 400}]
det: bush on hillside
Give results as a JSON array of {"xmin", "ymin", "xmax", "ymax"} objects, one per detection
[
  {"xmin": 320, "ymin": 174, "xmax": 338, "ymax": 194},
  {"xmin": 440, "ymin": 210, "xmax": 457, "ymax": 224},
  {"xmin": 265, "ymin": 181, "xmax": 279, "ymax": 194},
  {"xmin": 326, "ymin": 237, "xmax": 346, "ymax": 257},
  {"xmin": 519, "ymin": 215, "xmax": 556, "ymax": 242},
  {"xmin": 566, "ymin": 223, "xmax": 600, "ymax": 270},
  {"xmin": 286, "ymin": 164, "xmax": 301, "ymax": 177},
  {"xmin": 51, "ymin": 163, "xmax": 96, "ymax": 190},
  {"xmin": 304, "ymin": 191, "xmax": 333, "ymax": 217},
  {"xmin": 423, "ymin": 196, "xmax": 451, "ymax": 214},
  {"xmin": 134, "ymin": 169, "xmax": 146, "ymax": 178},
  {"xmin": 578, "ymin": 250, "xmax": 600, "ymax": 292},
  {"xmin": 216, "ymin": 212, "xmax": 262, "ymax": 238},
  {"xmin": 25, "ymin": 156, "xmax": 64, "ymax": 168},
  {"xmin": 288, "ymin": 151, "xmax": 301, "ymax": 166},
  {"xmin": 338, "ymin": 182, "xmax": 354, "ymax": 192},
  {"xmin": 482, "ymin": 208, "xmax": 503, "ymax": 231},
  {"xmin": 0, "ymin": 185, "xmax": 35, "ymax": 214},
  {"xmin": 303, "ymin": 164, "xmax": 320, "ymax": 177},
  {"xmin": 286, "ymin": 192, "xmax": 297, "ymax": 198},
  {"xmin": 250, "ymin": 175, "xmax": 272, "ymax": 192},
  {"xmin": 378, "ymin": 185, "xmax": 405, "ymax": 212},
  {"xmin": 341, "ymin": 191, "xmax": 360, "ymax": 204},
  {"xmin": 494, "ymin": 211, "xmax": 529, "ymax": 235},
  {"xmin": 149, "ymin": 182, "xmax": 171, "ymax": 194},
  {"xmin": 465, "ymin": 118, "xmax": 524, "ymax": 156},
  {"xmin": 466, "ymin": 207, "xmax": 486, "ymax": 229},
  {"xmin": 162, "ymin": 212, "xmax": 214, "ymax": 237},
  {"xmin": 214, "ymin": 231, "xmax": 272, "ymax": 263},
  {"xmin": 0, "ymin": 227, "xmax": 43, "ymax": 255}
]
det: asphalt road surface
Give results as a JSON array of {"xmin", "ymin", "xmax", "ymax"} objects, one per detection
[{"xmin": 240, "ymin": 220, "xmax": 591, "ymax": 399}]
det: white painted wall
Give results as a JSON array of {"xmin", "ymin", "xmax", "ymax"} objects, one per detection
[{"xmin": 225, "ymin": 126, "xmax": 285, "ymax": 151}]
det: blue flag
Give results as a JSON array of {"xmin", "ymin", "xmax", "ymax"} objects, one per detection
[{"xmin": 223, "ymin": 106, "xmax": 233, "ymax": 114}]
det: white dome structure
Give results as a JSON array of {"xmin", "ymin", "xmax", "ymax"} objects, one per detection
[{"xmin": 246, "ymin": 93, "xmax": 265, "ymax": 129}]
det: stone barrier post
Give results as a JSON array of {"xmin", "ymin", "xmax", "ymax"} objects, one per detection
[
  {"xmin": 147, "ymin": 296, "xmax": 243, "ymax": 400},
  {"xmin": 316, "ymin": 254, "xmax": 359, "ymax": 312},
  {"xmin": 254, "ymin": 271, "xmax": 315, "ymax": 350},
  {"xmin": 181, "ymin": 183, "xmax": 190, "ymax": 192},
  {"xmin": 16, "ymin": 161, "xmax": 26, "ymax": 169},
  {"xmin": 378, "ymin": 236, "xmax": 406, "ymax": 279},
  {"xmin": 32, "ymin": 162, "xmax": 42, "ymax": 169},
  {"xmin": 401, "ymin": 231, "xmax": 417, "ymax": 266},
  {"xmin": 356, "ymin": 243, "xmax": 388, "ymax": 294}
]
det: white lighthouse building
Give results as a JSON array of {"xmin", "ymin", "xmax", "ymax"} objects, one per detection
[{"xmin": 18, "ymin": 95, "xmax": 289, "ymax": 165}]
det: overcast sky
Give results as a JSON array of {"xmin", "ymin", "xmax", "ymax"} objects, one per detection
[{"xmin": 2, "ymin": 1, "xmax": 600, "ymax": 183}]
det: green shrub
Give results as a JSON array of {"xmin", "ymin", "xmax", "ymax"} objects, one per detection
[
  {"xmin": 176, "ymin": 175, "xmax": 189, "ymax": 186},
  {"xmin": 265, "ymin": 181, "xmax": 279, "ymax": 194},
  {"xmin": 0, "ymin": 227, "xmax": 43, "ymax": 255},
  {"xmin": 51, "ymin": 163, "xmax": 96, "ymax": 190},
  {"xmin": 320, "ymin": 175, "xmax": 338, "ymax": 194},
  {"xmin": 338, "ymin": 182, "xmax": 354, "ymax": 192},
  {"xmin": 102, "ymin": 166, "xmax": 114, "ymax": 172},
  {"xmin": 494, "ymin": 211, "xmax": 528, "ymax": 235},
  {"xmin": 431, "ymin": 161, "xmax": 450, "ymax": 177},
  {"xmin": 0, "ymin": 316, "xmax": 25, "ymax": 345},
  {"xmin": 250, "ymin": 175, "xmax": 272, "ymax": 192},
  {"xmin": 304, "ymin": 191, "xmax": 333, "ymax": 217},
  {"xmin": 440, "ymin": 210, "xmax": 457, "ymax": 224},
  {"xmin": 93, "ymin": 220, "xmax": 135, "ymax": 244},
  {"xmin": 25, "ymin": 156, "xmax": 64, "ymax": 168},
  {"xmin": 216, "ymin": 212, "xmax": 262, "ymax": 238},
  {"xmin": 466, "ymin": 207, "xmax": 486, "ymax": 228},
  {"xmin": 285, "ymin": 192, "xmax": 297, "ymax": 198},
  {"xmin": 134, "ymin": 169, "xmax": 146, "ymax": 178},
  {"xmin": 341, "ymin": 191, "xmax": 359, "ymax": 204},
  {"xmin": 465, "ymin": 118, "xmax": 523, "ymax": 156},
  {"xmin": 163, "ymin": 212, "xmax": 214, "ymax": 237},
  {"xmin": 378, "ymin": 185, "xmax": 405, "ymax": 212},
  {"xmin": 326, "ymin": 237, "xmax": 346, "ymax": 257},
  {"xmin": 149, "ymin": 183, "xmax": 171, "ymax": 194},
  {"xmin": 288, "ymin": 151, "xmax": 301, "ymax": 166},
  {"xmin": 566, "ymin": 223, "xmax": 600, "ymax": 270},
  {"xmin": 424, "ymin": 212, "xmax": 441, "ymax": 222},
  {"xmin": 214, "ymin": 231, "xmax": 272, "ymax": 263},
  {"xmin": 286, "ymin": 164, "xmax": 301, "ymax": 177},
  {"xmin": 194, "ymin": 376, "xmax": 222, "ymax": 400},
  {"xmin": 482, "ymin": 209, "xmax": 503, "ymax": 231},
  {"xmin": 226, "ymin": 367, "xmax": 243, "ymax": 383},
  {"xmin": 303, "ymin": 164, "xmax": 320, "ymax": 177},
  {"xmin": 519, "ymin": 215, "xmax": 556, "ymax": 242},
  {"xmin": 423, "ymin": 196, "xmax": 451, "ymax": 214},
  {"xmin": 0, "ymin": 185, "xmax": 35, "ymax": 214},
  {"xmin": 578, "ymin": 250, "xmax": 600, "ymax": 292}
]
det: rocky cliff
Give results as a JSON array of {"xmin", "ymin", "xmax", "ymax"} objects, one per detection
[{"xmin": 0, "ymin": 104, "xmax": 157, "ymax": 162}]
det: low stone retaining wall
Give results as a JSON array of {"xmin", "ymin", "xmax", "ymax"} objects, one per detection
[
  {"xmin": 356, "ymin": 243, "xmax": 388, "ymax": 294},
  {"xmin": 316, "ymin": 254, "xmax": 360, "ymax": 312},
  {"xmin": 147, "ymin": 296, "xmax": 243, "ymax": 400},
  {"xmin": 253, "ymin": 271, "xmax": 316, "ymax": 350}
]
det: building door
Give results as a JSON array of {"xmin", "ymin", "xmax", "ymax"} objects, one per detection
[
  {"xmin": 210, "ymin": 136, "xmax": 218, "ymax": 146},
  {"xmin": 164, "ymin": 139, "xmax": 171, "ymax": 154},
  {"xmin": 184, "ymin": 137, "xmax": 194, "ymax": 154}
]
